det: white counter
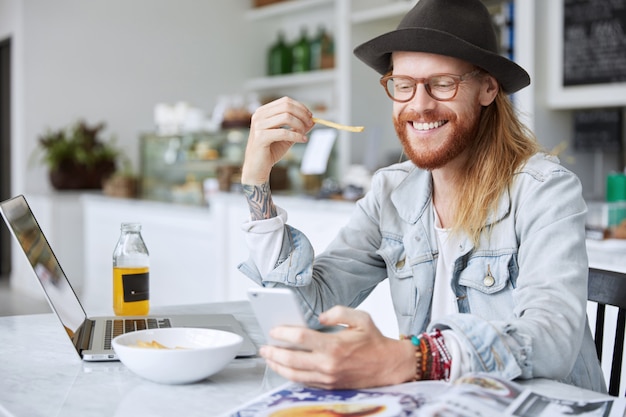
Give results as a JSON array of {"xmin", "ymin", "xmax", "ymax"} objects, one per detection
[{"xmin": 586, "ymin": 238, "xmax": 626, "ymax": 273}]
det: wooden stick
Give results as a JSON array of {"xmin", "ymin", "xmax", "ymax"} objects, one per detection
[{"xmin": 312, "ymin": 117, "xmax": 364, "ymax": 133}]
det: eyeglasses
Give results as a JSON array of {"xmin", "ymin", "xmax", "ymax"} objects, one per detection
[{"xmin": 379, "ymin": 69, "xmax": 482, "ymax": 102}]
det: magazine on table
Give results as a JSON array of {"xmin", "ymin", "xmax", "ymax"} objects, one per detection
[{"xmin": 221, "ymin": 373, "xmax": 626, "ymax": 417}]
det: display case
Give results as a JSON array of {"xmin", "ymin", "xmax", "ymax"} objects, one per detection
[
  {"xmin": 139, "ymin": 129, "xmax": 248, "ymax": 205},
  {"xmin": 139, "ymin": 128, "xmax": 299, "ymax": 205}
]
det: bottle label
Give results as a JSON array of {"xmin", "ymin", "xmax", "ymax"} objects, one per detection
[{"xmin": 122, "ymin": 271, "xmax": 150, "ymax": 302}]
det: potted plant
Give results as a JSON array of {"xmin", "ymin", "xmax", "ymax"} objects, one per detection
[{"xmin": 35, "ymin": 120, "xmax": 121, "ymax": 190}]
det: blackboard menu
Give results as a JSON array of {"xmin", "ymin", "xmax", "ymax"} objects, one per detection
[
  {"xmin": 563, "ymin": 0, "xmax": 626, "ymax": 86},
  {"xmin": 573, "ymin": 108, "xmax": 622, "ymax": 151}
]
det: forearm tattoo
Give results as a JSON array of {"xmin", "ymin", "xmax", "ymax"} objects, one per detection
[{"xmin": 242, "ymin": 182, "xmax": 278, "ymax": 220}]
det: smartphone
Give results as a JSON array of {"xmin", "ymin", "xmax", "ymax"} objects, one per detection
[
  {"xmin": 247, "ymin": 287, "xmax": 309, "ymax": 349},
  {"xmin": 247, "ymin": 287, "xmax": 345, "ymax": 350}
]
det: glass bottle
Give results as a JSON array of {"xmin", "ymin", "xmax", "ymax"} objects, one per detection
[
  {"xmin": 291, "ymin": 27, "xmax": 311, "ymax": 73},
  {"xmin": 112, "ymin": 223, "xmax": 150, "ymax": 316},
  {"xmin": 268, "ymin": 31, "xmax": 291, "ymax": 76},
  {"xmin": 310, "ymin": 25, "xmax": 331, "ymax": 71},
  {"xmin": 319, "ymin": 28, "xmax": 334, "ymax": 69}
]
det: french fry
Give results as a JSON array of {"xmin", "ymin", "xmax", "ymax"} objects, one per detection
[
  {"xmin": 312, "ymin": 117, "xmax": 364, "ymax": 133},
  {"xmin": 135, "ymin": 340, "xmax": 188, "ymax": 349},
  {"xmin": 136, "ymin": 340, "xmax": 168, "ymax": 349}
]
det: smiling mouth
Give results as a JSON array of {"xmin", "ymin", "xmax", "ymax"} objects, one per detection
[{"xmin": 411, "ymin": 120, "xmax": 448, "ymax": 131}]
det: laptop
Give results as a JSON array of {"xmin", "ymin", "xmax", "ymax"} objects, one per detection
[{"xmin": 0, "ymin": 195, "xmax": 257, "ymax": 361}]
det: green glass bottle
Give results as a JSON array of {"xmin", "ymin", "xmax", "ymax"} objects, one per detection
[
  {"xmin": 291, "ymin": 27, "xmax": 311, "ymax": 73},
  {"xmin": 268, "ymin": 31, "xmax": 291, "ymax": 76}
]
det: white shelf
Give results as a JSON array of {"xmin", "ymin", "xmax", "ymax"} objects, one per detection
[
  {"xmin": 246, "ymin": 0, "xmax": 334, "ymax": 21},
  {"xmin": 244, "ymin": 69, "xmax": 336, "ymax": 91},
  {"xmin": 351, "ymin": 1, "xmax": 417, "ymax": 24}
]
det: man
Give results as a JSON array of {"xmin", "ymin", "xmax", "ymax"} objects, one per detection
[{"xmin": 238, "ymin": 0, "xmax": 606, "ymax": 392}]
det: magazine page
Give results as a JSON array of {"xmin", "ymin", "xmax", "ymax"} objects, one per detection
[
  {"xmin": 509, "ymin": 390, "xmax": 626, "ymax": 417},
  {"xmin": 221, "ymin": 380, "xmax": 448, "ymax": 417},
  {"xmin": 422, "ymin": 374, "xmax": 626, "ymax": 417},
  {"xmin": 221, "ymin": 373, "xmax": 625, "ymax": 417},
  {"xmin": 418, "ymin": 374, "xmax": 525, "ymax": 416}
]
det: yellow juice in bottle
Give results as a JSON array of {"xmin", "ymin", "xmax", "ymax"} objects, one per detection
[{"xmin": 113, "ymin": 266, "xmax": 150, "ymax": 316}]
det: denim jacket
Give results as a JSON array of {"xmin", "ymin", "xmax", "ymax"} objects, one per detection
[{"xmin": 239, "ymin": 153, "xmax": 606, "ymax": 392}]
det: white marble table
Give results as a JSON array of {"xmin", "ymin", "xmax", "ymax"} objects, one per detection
[
  {"xmin": 0, "ymin": 301, "xmax": 284, "ymax": 417},
  {"xmin": 0, "ymin": 301, "xmax": 615, "ymax": 417}
]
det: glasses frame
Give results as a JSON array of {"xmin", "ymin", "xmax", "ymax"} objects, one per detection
[{"xmin": 379, "ymin": 69, "xmax": 482, "ymax": 103}]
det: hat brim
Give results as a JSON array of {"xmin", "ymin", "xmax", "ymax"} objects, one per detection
[{"xmin": 354, "ymin": 28, "xmax": 530, "ymax": 94}]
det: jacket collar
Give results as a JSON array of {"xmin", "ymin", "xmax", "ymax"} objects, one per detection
[
  {"xmin": 390, "ymin": 162, "xmax": 511, "ymax": 227},
  {"xmin": 390, "ymin": 163, "xmax": 433, "ymax": 225}
]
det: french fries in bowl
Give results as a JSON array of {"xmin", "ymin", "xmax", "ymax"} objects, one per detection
[{"xmin": 112, "ymin": 328, "xmax": 242, "ymax": 384}]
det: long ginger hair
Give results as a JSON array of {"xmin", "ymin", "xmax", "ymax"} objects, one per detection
[{"xmin": 452, "ymin": 90, "xmax": 541, "ymax": 245}]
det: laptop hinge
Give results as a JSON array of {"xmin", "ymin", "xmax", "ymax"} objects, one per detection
[{"xmin": 75, "ymin": 318, "xmax": 95, "ymax": 351}]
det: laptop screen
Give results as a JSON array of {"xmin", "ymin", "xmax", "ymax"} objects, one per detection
[{"xmin": 0, "ymin": 196, "xmax": 87, "ymax": 338}]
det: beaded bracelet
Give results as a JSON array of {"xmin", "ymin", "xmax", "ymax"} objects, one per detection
[
  {"xmin": 404, "ymin": 335, "xmax": 423, "ymax": 381},
  {"xmin": 431, "ymin": 329, "xmax": 452, "ymax": 381},
  {"xmin": 401, "ymin": 329, "xmax": 452, "ymax": 381},
  {"xmin": 401, "ymin": 334, "xmax": 427, "ymax": 381}
]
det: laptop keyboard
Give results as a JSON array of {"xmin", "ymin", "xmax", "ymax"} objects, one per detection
[{"xmin": 104, "ymin": 318, "xmax": 172, "ymax": 350}]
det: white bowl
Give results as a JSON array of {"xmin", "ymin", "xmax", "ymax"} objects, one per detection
[{"xmin": 112, "ymin": 327, "xmax": 243, "ymax": 384}]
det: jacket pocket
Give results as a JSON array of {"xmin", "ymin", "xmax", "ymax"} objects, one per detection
[
  {"xmin": 378, "ymin": 238, "xmax": 417, "ymax": 318},
  {"xmin": 458, "ymin": 253, "xmax": 517, "ymax": 293},
  {"xmin": 378, "ymin": 238, "xmax": 413, "ymax": 279},
  {"xmin": 458, "ymin": 252, "xmax": 518, "ymax": 318}
]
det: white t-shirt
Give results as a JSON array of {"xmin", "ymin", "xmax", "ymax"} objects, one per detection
[
  {"xmin": 432, "ymin": 210, "xmax": 462, "ymax": 322},
  {"xmin": 432, "ymin": 207, "xmax": 470, "ymax": 380}
]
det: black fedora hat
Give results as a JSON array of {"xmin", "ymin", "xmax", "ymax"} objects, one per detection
[{"xmin": 353, "ymin": 0, "xmax": 530, "ymax": 94}]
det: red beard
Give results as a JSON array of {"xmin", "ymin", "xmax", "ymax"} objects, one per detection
[{"xmin": 393, "ymin": 107, "xmax": 480, "ymax": 171}]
